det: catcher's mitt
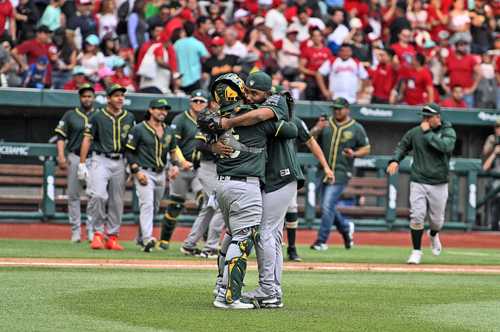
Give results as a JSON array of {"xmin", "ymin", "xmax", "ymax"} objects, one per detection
[{"xmin": 197, "ymin": 109, "xmax": 224, "ymax": 135}]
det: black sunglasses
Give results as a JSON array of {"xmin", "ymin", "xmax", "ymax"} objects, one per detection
[{"xmin": 192, "ymin": 99, "xmax": 207, "ymax": 104}]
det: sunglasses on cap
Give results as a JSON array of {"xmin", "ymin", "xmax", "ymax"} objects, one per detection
[{"xmin": 191, "ymin": 98, "xmax": 208, "ymax": 104}]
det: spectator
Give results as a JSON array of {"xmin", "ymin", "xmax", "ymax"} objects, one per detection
[
  {"xmin": 448, "ymin": 0, "xmax": 471, "ymax": 44},
  {"xmin": 395, "ymin": 53, "xmax": 434, "ymax": 105},
  {"xmin": 51, "ymin": 27, "xmax": 77, "ymax": 89},
  {"xmin": 202, "ymin": 36, "xmax": 241, "ymax": 88},
  {"xmin": 193, "ymin": 16, "xmax": 213, "ymax": 51},
  {"xmin": 39, "ymin": 0, "xmax": 65, "ymax": 32},
  {"xmin": 0, "ymin": 0, "xmax": 15, "ymax": 42},
  {"xmin": 440, "ymin": 85, "xmax": 467, "ymax": 108},
  {"xmin": 278, "ymin": 26, "xmax": 300, "ymax": 81},
  {"xmin": 443, "ymin": 39, "xmax": 481, "ymax": 107},
  {"xmin": 164, "ymin": 1, "xmax": 184, "ymax": 40},
  {"xmin": 247, "ymin": 17, "xmax": 275, "ymax": 55},
  {"xmin": 368, "ymin": 47, "xmax": 397, "ymax": 104},
  {"xmin": 482, "ymin": 119, "xmax": 500, "ymax": 230},
  {"xmin": 174, "ymin": 21, "xmax": 209, "ymax": 93},
  {"xmin": 289, "ymin": 5, "xmax": 325, "ymax": 42},
  {"xmin": 348, "ymin": 30, "xmax": 370, "ymax": 64},
  {"xmin": 300, "ymin": 27, "xmax": 333, "ymax": 100},
  {"xmin": 391, "ymin": 28, "xmax": 416, "ymax": 76},
  {"xmin": 135, "ymin": 23, "xmax": 164, "ymax": 73},
  {"xmin": 265, "ymin": 0, "xmax": 288, "ymax": 41},
  {"xmin": 67, "ymin": 0, "xmax": 98, "ymax": 49},
  {"xmin": 474, "ymin": 52, "xmax": 496, "ymax": 109},
  {"xmin": 63, "ymin": 65, "xmax": 89, "ymax": 90},
  {"xmin": 100, "ymin": 32, "xmax": 120, "ymax": 69},
  {"xmin": 147, "ymin": 4, "xmax": 170, "ymax": 28},
  {"xmin": 24, "ymin": 55, "xmax": 49, "ymax": 88},
  {"xmin": 12, "ymin": 25, "xmax": 55, "ymax": 72},
  {"xmin": 96, "ymin": 0, "xmax": 118, "ymax": 38},
  {"xmin": 0, "ymin": 37, "xmax": 22, "ymax": 87},
  {"xmin": 16, "ymin": 0, "xmax": 40, "ymax": 42},
  {"xmin": 127, "ymin": 0, "xmax": 148, "ymax": 51},
  {"xmin": 407, "ymin": 0, "xmax": 428, "ymax": 30},
  {"xmin": 231, "ymin": 8, "xmax": 251, "ymax": 40},
  {"xmin": 223, "ymin": 27, "xmax": 248, "ymax": 59},
  {"xmin": 316, "ymin": 43, "xmax": 369, "ymax": 103},
  {"xmin": 388, "ymin": 2, "xmax": 411, "ymax": 45},
  {"xmin": 110, "ymin": 57, "xmax": 135, "ymax": 91},
  {"xmin": 326, "ymin": 7, "xmax": 349, "ymax": 55},
  {"xmin": 97, "ymin": 65, "xmax": 114, "ymax": 90},
  {"xmin": 78, "ymin": 34, "xmax": 105, "ymax": 81},
  {"xmin": 470, "ymin": 0, "xmax": 495, "ymax": 55}
]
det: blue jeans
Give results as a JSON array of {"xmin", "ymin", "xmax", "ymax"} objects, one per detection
[
  {"xmin": 463, "ymin": 93, "xmax": 474, "ymax": 108},
  {"xmin": 316, "ymin": 184, "xmax": 349, "ymax": 244}
]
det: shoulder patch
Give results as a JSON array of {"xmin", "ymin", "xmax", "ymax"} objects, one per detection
[{"xmin": 263, "ymin": 94, "xmax": 281, "ymax": 107}]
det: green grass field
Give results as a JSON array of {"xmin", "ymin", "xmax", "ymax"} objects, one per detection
[{"xmin": 1, "ymin": 239, "xmax": 500, "ymax": 332}]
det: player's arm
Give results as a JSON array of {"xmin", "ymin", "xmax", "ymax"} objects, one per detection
[
  {"xmin": 273, "ymin": 120, "xmax": 298, "ymax": 139},
  {"xmin": 305, "ymin": 136, "xmax": 334, "ymax": 182},
  {"xmin": 80, "ymin": 117, "xmax": 96, "ymax": 163},
  {"xmin": 387, "ymin": 130, "xmax": 413, "ymax": 175},
  {"xmin": 54, "ymin": 113, "xmax": 69, "ymax": 169},
  {"xmin": 221, "ymin": 107, "xmax": 276, "ymax": 129},
  {"xmin": 124, "ymin": 127, "xmax": 139, "ymax": 168}
]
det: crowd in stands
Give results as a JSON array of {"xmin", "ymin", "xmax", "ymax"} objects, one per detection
[{"xmin": 0, "ymin": 0, "xmax": 498, "ymax": 108}]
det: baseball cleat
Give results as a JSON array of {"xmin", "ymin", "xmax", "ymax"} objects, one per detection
[
  {"xmin": 256, "ymin": 297, "xmax": 283, "ymax": 309},
  {"xmin": 71, "ymin": 232, "xmax": 81, "ymax": 243},
  {"xmin": 180, "ymin": 246, "xmax": 202, "ymax": 256},
  {"xmin": 407, "ymin": 249, "xmax": 423, "ymax": 264},
  {"xmin": 213, "ymin": 299, "xmax": 255, "ymax": 310},
  {"xmin": 310, "ymin": 242, "xmax": 328, "ymax": 251},
  {"xmin": 156, "ymin": 240, "xmax": 170, "ymax": 250},
  {"xmin": 90, "ymin": 232, "xmax": 105, "ymax": 250},
  {"xmin": 105, "ymin": 235, "xmax": 124, "ymax": 251},
  {"xmin": 428, "ymin": 231, "xmax": 442, "ymax": 256},
  {"xmin": 143, "ymin": 238, "xmax": 156, "ymax": 253},
  {"xmin": 199, "ymin": 249, "xmax": 219, "ymax": 259},
  {"xmin": 287, "ymin": 246, "xmax": 302, "ymax": 261}
]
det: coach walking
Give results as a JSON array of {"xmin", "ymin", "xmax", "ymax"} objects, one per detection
[{"xmin": 387, "ymin": 103, "xmax": 456, "ymax": 265}]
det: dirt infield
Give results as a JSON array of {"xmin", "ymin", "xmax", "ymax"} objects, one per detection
[
  {"xmin": 1, "ymin": 223, "xmax": 500, "ymax": 248},
  {"xmin": 1, "ymin": 257, "xmax": 500, "ymax": 274}
]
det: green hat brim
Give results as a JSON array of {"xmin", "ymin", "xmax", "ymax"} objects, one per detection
[{"xmin": 107, "ymin": 87, "xmax": 127, "ymax": 96}]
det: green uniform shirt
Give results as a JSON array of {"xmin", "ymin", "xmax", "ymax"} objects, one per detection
[
  {"xmin": 217, "ymin": 119, "xmax": 298, "ymax": 181},
  {"xmin": 391, "ymin": 121, "xmax": 456, "ymax": 185},
  {"xmin": 261, "ymin": 94, "xmax": 289, "ymax": 121},
  {"xmin": 171, "ymin": 111, "xmax": 205, "ymax": 162},
  {"xmin": 54, "ymin": 107, "xmax": 94, "ymax": 154},
  {"xmin": 293, "ymin": 116, "xmax": 313, "ymax": 145},
  {"xmin": 318, "ymin": 117, "xmax": 370, "ymax": 184},
  {"xmin": 84, "ymin": 108, "xmax": 136, "ymax": 154},
  {"xmin": 125, "ymin": 121, "xmax": 177, "ymax": 170}
]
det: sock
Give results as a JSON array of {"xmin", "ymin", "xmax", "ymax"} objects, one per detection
[
  {"xmin": 411, "ymin": 229, "xmax": 424, "ymax": 250},
  {"xmin": 430, "ymin": 230, "xmax": 439, "ymax": 237},
  {"xmin": 287, "ymin": 228, "xmax": 296, "ymax": 248}
]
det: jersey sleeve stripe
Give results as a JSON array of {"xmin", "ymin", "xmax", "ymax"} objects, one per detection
[
  {"xmin": 274, "ymin": 120, "xmax": 285, "ymax": 137},
  {"xmin": 54, "ymin": 128, "xmax": 67, "ymax": 137}
]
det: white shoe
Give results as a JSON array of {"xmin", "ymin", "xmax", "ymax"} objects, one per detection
[
  {"xmin": 407, "ymin": 250, "xmax": 423, "ymax": 264},
  {"xmin": 310, "ymin": 243, "xmax": 328, "ymax": 251},
  {"xmin": 71, "ymin": 232, "xmax": 81, "ymax": 243},
  {"xmin": 213, "ymin": 299, "xmax": 254, "ymax": 309},
  {"xmin": 429, "ymin": 231, "xmax": 442, "ymax": 256}
]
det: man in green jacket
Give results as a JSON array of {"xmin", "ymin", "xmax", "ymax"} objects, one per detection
[{"xmin": 387, "ymin": 103, "xmax": 456, "ymax": 265}]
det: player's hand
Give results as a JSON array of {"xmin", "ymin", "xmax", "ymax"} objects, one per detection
[
  {"xmin": 168, "ymin": 166, "xmax": 179, "ymax": 180},
  {"xmin": 323, "ymin": 167, "xmax": 335, "ymax": 184},
  {"xmin": 77, "ymin": 163, "xmax": 88, "ymax": 181},
  {"xmin": 315, "ymin": 117, "xmax": 328, "ymax": 130},
  {"xmin": 211, "ymin": 141, "xmax": 233, "ymax": 156},
  {"xmin": 386, "ymin": 161, "xmax": 399, "ymax": 176},
  {"xmin": 420, "ymin": 120, "xmax": 430, "ymax": 132},
  {"xmin": 220, "ymin": 117, "xmax": 229, "ymax": 130},
  {"xmin": 181, "ymin": 160, "xmax": 192, "ymax": 171},
  {"xmin": 323, "ymin": 90, "xmax": 333, "ymax": 100},
  {"xmin": 342, "ymin": 148, "xmax": 355, "ymax": 158},
  {"xmin": 135, "ymin": 171, "xmax": 148, "ymax": 186},
  {"xmin": 57, "ymin": 155, "xmax": 68, "ymax": 170}
]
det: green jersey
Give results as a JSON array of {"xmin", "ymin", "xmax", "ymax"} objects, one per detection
[
  {"xmin": 391, "ymin": 121, "xmax": 456, "ymax": 185},
  {"xmin": 125, "ymin": 121, "xmax": 177, "ymax": 170},
  {"xmin": 293, "ymin": 116, "xmax": 312, "ymax": 145},
  {"xmin": 171, "ymin": 111, "xmax": 204, "ymax": 162},
  {"xmin": 317, "ymin": 117, "xmax": 370, "ymax": 184},
  {"xmin": 261, "ymin": 94, "xmax": 289, "ymax": 121},
  {"xmin": 217, "ymin": 119, "xmax": 298, "ymax": 181},
  {"xmin": 54, "ymin": 107, "xmax": 94, "ymax": 154},
  {"xmin": 84, "ymin": 108, "xmax": 136, "ymax": 154}
]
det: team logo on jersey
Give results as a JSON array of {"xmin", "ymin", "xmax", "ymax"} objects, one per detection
[
  {"xmin": 121, "ymin": 124, "xmax": 131, "ymax": 138},
  {"xmin": 341, "ymin": 131, "xmax": 353, "ymax": 142},
  {"xmin": 164, "ymin": 135, "xmax": 171, "ymax": 147}
]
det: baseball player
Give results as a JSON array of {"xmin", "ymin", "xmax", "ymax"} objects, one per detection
[
  {"xmin": 309, "ymin": 97, "xmax": 370, "ymax": 251},
  {"xmin": 181, "ymin": 127, "xmax": 225, "ymax": 258},
  {"xmin": 125, "ymin": 98, "xmax": 181, "ymax": 252},
  {"xmin": 157, "ymin": 90, "xmax": 207, "ymax": 251},
  {"xmin": 387, "ymin": 103, "xmax": 456, "ymax": 264},
  {"xmin": 285, "ymin": 115, "xmax": 334, "ymax": 261},
  {"xmin": 54, "ymin": 83, "xmax": 96, "ymax": 243},
  {"xmin": 79, "ymin": 84, "xmax": 136, "ymax": 251},
  {"xmin": 216, "ymin": 71, "xmax": 303, "ymax": 308},
  {"xmin": 199, "ymin": 73, "xmax": 299, "ymax": 309}
]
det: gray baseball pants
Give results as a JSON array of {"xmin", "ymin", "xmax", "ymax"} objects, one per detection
[
  {"xmin": 67, "ymin": 153, "xmax": 89, "ymax": 239},
  {"xmin": 169, "ymin": 168, "xmax": 203, "ymax": 197},
  {"xmin": 183, "ymin": 161, "xmax": 224, "ymax": 251},
  {"xmin": 86, "ymin": 154, "xmax": 126, "ymax": 235},
  {"xmin": 134, "ymin": 169, "xmax": 166, "ymax": 243},
  {"xmin": 256, "ymin": 181, "xmax": 297, "ymax": 297},
  {"xmin": 409, "ymin": 181, "xmax": 448, "ymax": 231}
]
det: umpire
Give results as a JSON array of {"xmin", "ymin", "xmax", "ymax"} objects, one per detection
[
  {"xmin": 79, "ymin": 84, "xmax": 136, "ymax": 251},
  {"xmin": 387, "ymin": 103, "xmax": 456, "ymax": 265},
  {"xmin": 54, "ymin": 83, "xmax": 96, "ymax": 243},
  {"xmin": 125, "ymin": 98, "xmax": 180, "ymax": 252}
]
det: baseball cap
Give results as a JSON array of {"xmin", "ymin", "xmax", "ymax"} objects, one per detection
[
  {"xmin": 85, "ymin": 34, "xmax": 100, "ymax": 46},
  {"xmin": 78, "ymin": 83, "xmax": 95, "ymax": 95},
  {"xmin": 253, "ymin": 17, "xmax": 265, "ymax": 27},
  {"xmin": 36, "ymin": 25, "xmax": 51, "ymax": 33},
  {"xmin": 286, "ymin": 26, "xmax": 299, "ymax": 35},
  {"xmin": 112, "ymin": 57, "xmax": 126, "ymax": 69},
  {"xmin": 149, "ymin": 98, "xmax": 172, "ymax": 109},
  {"xmin": 332, "ymin": 97, "xmax": 350, "ymax": 109},
  {"xmin": 246, "ymin": 71, "xmax": 272, "ymax": 92},
  {"xmin": 106, "ymin": 83, "xmax": 127, "ymax": 96},
  {"xmin": 37, "ymin": 56, "xmax": 48, "ymax": 65},
  {"xmin": 72, "ymin": 66, "xmax": 86, "ymax": 76},
  {"xmin": 190, "ymin": 89, "xmax": 209, "ymax": 102},
  {"xmin": 211, "ymin": 36, "xmax": 225, "ymax": 47},
  {"xmin": 234, "ymin": 9, "xmax": 250, "ymax": 20},
  {"xmin": 419, "ymin": 103, "xmax": 441, "ymax": 116}
]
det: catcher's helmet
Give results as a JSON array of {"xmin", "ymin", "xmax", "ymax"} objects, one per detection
[{"xmin": 210, "ymin": 73, "xmax": 246, "ymax": 116}]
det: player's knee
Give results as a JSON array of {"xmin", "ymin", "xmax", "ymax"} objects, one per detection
[
  {"xmin": 164, "ymin": 195, "xmax": 185, "ymax": 221},
  {"xmin": 429, "ymin": 219, "xmax": 444, "ymax": 232},
  {"xmin": 409, "ymin": 221, "xmax": 424, "ymax": 230}
]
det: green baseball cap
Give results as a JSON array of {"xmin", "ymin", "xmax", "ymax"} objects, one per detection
[
  {"xmin": 245, "ymin": 71, "xmax": 272, "ymax": 92},
  {"xmin": 106, "ymin": 83, "xmax": 127, "ymax": 96},
  {"xmin": 149, "ymin": 97, "xmax": 171, "ymax": 109},
  {"xmin": 419, "ymin": 103, "xmax": 441, "ymax": 116},
  {"xmin": 331, "ymin": 97, "xmax": 350, "ymax": 109},
  {"xmin": 190, "ymin": 89, "xmax": 209, "ymax": 101},
  {"xmin": 78, "ymin": 83, "xmax": 94, "ymax": 95}
]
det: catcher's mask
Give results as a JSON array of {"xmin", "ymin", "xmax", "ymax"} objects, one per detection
[{"xmin": 210, "ymin": 73, "xmax": 246, "ymax": 116}]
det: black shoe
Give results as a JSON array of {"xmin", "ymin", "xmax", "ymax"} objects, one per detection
[
  {"xmin": 143, "ymin": 238, "xmax": 156, "ymax": 252},
  {"xmin": 180, "ymin": 246, "xmax": 202, "ymax": 256},
  {"xmin": 342, "ymin": 233, "xmax": 353, "ymax": 249},
  {"xmin": 287, "ymin": 246, "xmax": 302, "ymax": 261}
]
